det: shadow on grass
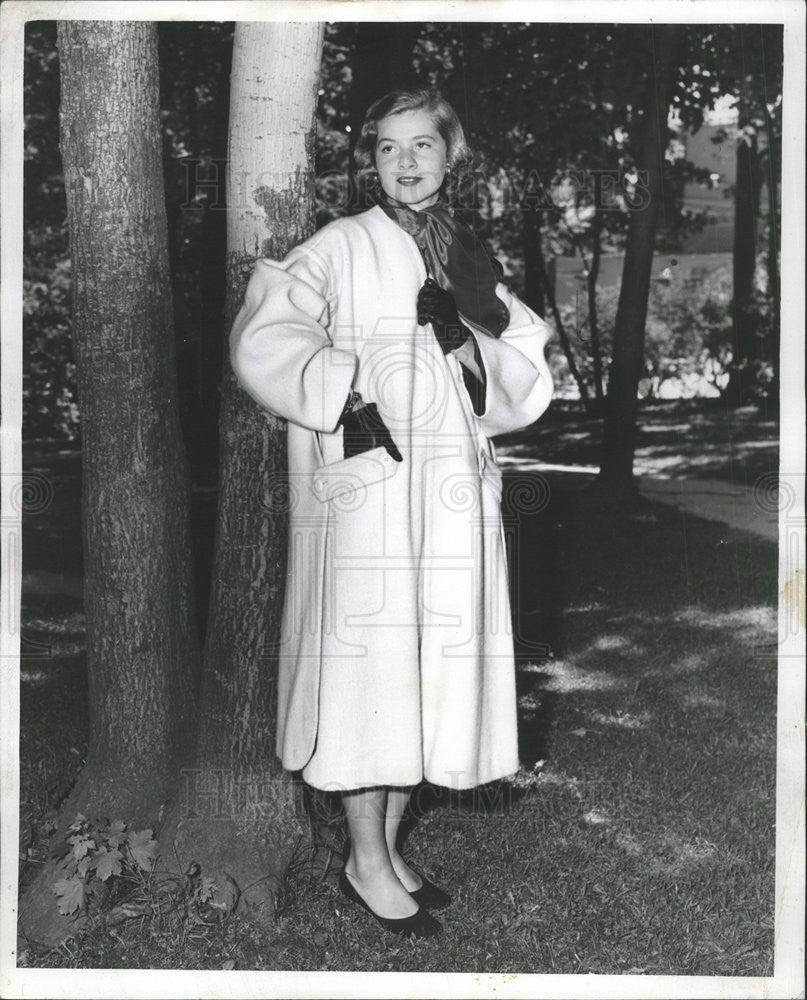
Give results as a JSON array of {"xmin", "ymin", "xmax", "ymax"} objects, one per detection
[
  {"xmin": 17, "ymin": 437, "xmax": 778, "ymax": 973},
  {"xmin": 496, "ymin": 398, "xmax": 779, "ymax": 485}
]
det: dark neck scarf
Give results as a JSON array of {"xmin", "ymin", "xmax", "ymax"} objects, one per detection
[{"xmin": 375, "ymin": 192, "xmax": 509, "ymax": 338}]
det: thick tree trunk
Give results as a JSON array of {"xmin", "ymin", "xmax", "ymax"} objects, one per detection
[
  {"xmin": 596, "ymin": 25, "xmax": 683, "ymax": 496},
  {"xmin": 162, "ymin": 22, "xmax": 325, "ymax": 928},
  {"xmin": 20, "ymin": 21, "xmax": 199, "ymax": 948},
  {"xmin": 725, "ymin": 128, "xmax": 763, "ymax": 406}
]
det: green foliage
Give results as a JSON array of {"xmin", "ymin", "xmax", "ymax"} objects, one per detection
[
  {"xmin": 47, "ymin": 810, "xmax": 237, "ymax": 932},
  {"xmin": 644, "ymin": 270, "xmax": 733, "ymax": 399},
  {"xmin": 553, "ymin": 266, "xmax": 741, "ymax": 400},
  {"xmin": 23, "ymin": 253, "xmax": 78, "ymax": 440},
  {"xmin": 23, "ymin": 23, "xmax": 77, "ymax": 442},
  {"xmin": 51, "ymin": 813, "xmax": 158, "ymax": 916}
]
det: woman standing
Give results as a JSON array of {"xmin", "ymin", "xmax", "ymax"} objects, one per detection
[{"xmin": 230, "ymin": 88, "xmax": 553, "ymax": 938}]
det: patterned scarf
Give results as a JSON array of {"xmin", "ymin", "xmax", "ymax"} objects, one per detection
[{"xmin": 375, "ymin": 191, "xmax": 509, "ymax": 338}]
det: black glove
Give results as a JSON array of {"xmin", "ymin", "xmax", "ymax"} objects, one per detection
[
  {"xmin": 339, "ymin": 400, "xmax": 403, "ymax": 462},
  {"xmin": 416, "ymin": 278, "xmax": 470, "ymax": 355}
]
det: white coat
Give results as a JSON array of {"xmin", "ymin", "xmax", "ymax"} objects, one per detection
[{"xmin": 230, "ymin": 205, "xmax": 553, "ymax": 791}]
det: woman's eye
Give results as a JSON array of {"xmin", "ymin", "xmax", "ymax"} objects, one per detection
[
  {"xmin": 416, "ymin": 142, "xmax": 431, "ymax": 149},
  {"xmin": 379, "ymin": 144, "xmax": 394, "ymax": 154}
]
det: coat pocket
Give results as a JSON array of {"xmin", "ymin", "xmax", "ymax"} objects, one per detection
[{"xmin": 311, "ymin": 446, "xmax": 400, "ymax": 503}]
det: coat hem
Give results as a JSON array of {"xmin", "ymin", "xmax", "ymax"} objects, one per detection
[{"xmin": 285, "ymin": 758, "xmax": 521, "ymax": 793}]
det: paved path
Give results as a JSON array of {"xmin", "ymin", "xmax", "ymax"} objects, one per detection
[
  {"xmin": 637, "ymin": 476, "xmax": 777, "ymax": 543},
  {"xmin": 496, "ymin": 459, "xmax": 778, "ymax": 544}
]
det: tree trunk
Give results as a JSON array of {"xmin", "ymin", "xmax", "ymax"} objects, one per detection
[
  {"xmin": 161, "ymin": 22, "xmax": 325, "ymax": 928},
  {"xmin": 725, "ymin": 127, "xmax": 763, "ymax": 406},
  {"xmin": 765, "ymin": 146, "xmax": 780, "ymax": 397},
  {"xmin": 20, "ymin": 21, "xmax": 199, "ymax": 948},
  {"xmin": 596, "ymin": 25, "xmax": 683, "ymax": 496},
  {"xmin": 586, "ymin": 210, "xmax": 605, "ymax": 406},
  {"xmin": 525, "ymin": 209, "xmax": 594, "ymax": 413},
  {"xmin": 522, "ymin": 203, "xmax": 545, "ymax": 318},
  {"xmin": 765, "ymin": 88, "xmax": 782, "ymax": 399}
]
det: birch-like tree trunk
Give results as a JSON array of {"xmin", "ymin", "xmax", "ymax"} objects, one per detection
[
  {"xmin": 20, "ymin": 21, "xmax": 199, "ymax": 947},
  {"xmin": 163, "ymin": 22, "xmax": 325, "ymax": 926}
]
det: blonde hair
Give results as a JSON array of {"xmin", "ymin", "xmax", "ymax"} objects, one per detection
[{"xmin": 353, "ymin": 87, "xmax": 474, "ymax": 207}]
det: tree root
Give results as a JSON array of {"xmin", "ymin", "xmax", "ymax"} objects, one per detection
[
  {"xmin": 155, "ymin": 766, "xmax": 303, "ymax": 931},
  {"xmin": 17, "ymin": 757, "xmax": 175, "ymax": 951}
]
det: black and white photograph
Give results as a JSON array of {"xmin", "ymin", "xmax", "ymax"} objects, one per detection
[{"xmin": 1, "ymin": 1, "xmax": 804, "ymax": 997}]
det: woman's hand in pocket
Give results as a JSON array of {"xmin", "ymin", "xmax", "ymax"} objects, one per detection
[{"xmin": 339, "ymin": 401, "xmax": 403, "ymax": 462}]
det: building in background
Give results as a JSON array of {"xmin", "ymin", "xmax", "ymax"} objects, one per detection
[
  {"xmin": 546, "ymin": 102, "xmax": 776, "ymax": 399},
  {"xmin": 550, "ymin": 119, "xmax": 748, "ymax": 313}
]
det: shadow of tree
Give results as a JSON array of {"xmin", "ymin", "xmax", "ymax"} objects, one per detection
[{"xmin": 495, "ymin": 398, "xmax": 779, "ymax": 486}]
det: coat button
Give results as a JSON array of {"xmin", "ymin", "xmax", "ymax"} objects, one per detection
[{"xmin": 315, "ymin": 479, "xmax": 325, "ymax": 492}]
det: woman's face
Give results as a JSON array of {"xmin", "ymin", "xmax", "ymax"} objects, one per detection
[{"xmin": 374, "ymin": 109, "xmax": 448, "ymax": 211}]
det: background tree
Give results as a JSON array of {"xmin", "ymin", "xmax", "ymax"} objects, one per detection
[
  {"xmin": 676, "ymin": 24, "xmax": 783, "ymax": 408},
  {"xmin": 20, "ymin": 20, "xmax": 199, "ymax": 947},
  {"xmin": 159, "ymin": 21, "xmax": 326, "ymax": 926},
  {"xmin": 596, "ymin": 24, "xmax": 684, "ymax": 496},
  {"xmin": 346, "ymin": 22, "xmax": 420, "ymax": 206},
  {"xmin": 158, "ymin": 22, "xmax": 234, "ymax": 487},
  {"xmin": 724, "ymin": 25, "xmax": 782, "ymax": 407}
]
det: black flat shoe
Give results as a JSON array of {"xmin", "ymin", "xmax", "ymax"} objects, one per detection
[
  {"xmin": 338, "ymin": 871, "xmax": 442, "ymax": 939},
  {"xmin": 407, "ymin": 872, "xmax": 452, "ymax": 911}
]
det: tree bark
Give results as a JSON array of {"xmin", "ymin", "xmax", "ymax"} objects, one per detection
[
  {"xmin": 161, "ymin": 22, "xmax": 325, "ymax": 928},
  {"xmin": 20, "ymin": 21, "xmax": 199, "ymax": 948},
  {"xmin": 725, "ymin": 127, "xmax": 764, "ymax": 406},
  {"xmin": 765, "ymin": 145, "xmax": 780, "ymax": 397},
  {"xmin": 586, "ymin": 211, "xmax": 605, "ymax": 406},
  {"xmin": 522, "ymin": 203, "xmax": 545, "ymax": 318},
  {"xmin": 597, "ymin": 25, "xmax": 683, "ymax": 495}
]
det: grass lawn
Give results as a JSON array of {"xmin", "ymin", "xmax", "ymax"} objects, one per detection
[{"xmin": 17, "ymin": 401, "xmax": 778, "ymax": 974}]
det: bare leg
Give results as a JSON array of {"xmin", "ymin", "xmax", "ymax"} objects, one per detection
[
  {"xmin": 342, "ymin": 787, "xmax": 418, "ymax": 918},
  {"xmin": 384, "ymin": 786, "xmax": 423, "ymax": 891}
]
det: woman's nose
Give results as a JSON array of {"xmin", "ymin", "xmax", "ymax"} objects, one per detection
[{"xmin": 398, "ymin": 147, "xmax": 416, "ymax": 169}]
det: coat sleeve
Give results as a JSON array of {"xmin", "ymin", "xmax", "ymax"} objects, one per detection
[
  {"xmin": 461, "ymin": 283, "xmax": 554, "ymax": 438},
  {"xmin": 229, "ymin": 244, "xmax": 358, "ymax": 433}
]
